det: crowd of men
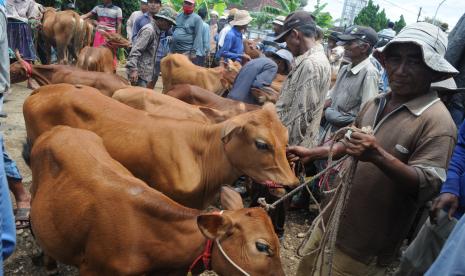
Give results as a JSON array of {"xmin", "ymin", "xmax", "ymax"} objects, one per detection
[{"xmin": 1, "ymin": 0, "xmax": 465, "ymax": 275}]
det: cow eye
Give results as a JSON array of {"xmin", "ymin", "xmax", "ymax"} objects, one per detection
[
  {"xmin": 255, "ymin": 140, "xmax": 269, "ymax": 151},
  {"xmin": 255, "ymin": 241, "xmax": 271, "ymax": 255}
]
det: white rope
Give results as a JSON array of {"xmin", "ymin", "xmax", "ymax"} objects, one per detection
[{"xmin": 215, "ymin": 239, "xmax": 250, "ymax": 276}]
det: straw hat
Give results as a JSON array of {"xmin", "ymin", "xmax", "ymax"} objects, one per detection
[{"xmin": 230, "ymin": 10, "xmax": 252, "ymax": 26}]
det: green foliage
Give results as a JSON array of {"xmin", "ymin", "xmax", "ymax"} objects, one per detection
[
  {"xmin": 424, "ymin": 16, "xmax": 449, "ymax": 32},
  {"xmin": 394, "ymin": 15, "xmax": 406, "ymax": 33},
  {"xmin": 353, "ymin": 0, "xmax": 388, "ymax": 31},
  {"xmin": 312, "ymin": 0, "xmax": 333, "ymax": 29}
]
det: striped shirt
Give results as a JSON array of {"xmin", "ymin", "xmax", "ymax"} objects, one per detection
[{"xmin": 91, "ymin": 4, "xmax": 122, "ymax": 32}]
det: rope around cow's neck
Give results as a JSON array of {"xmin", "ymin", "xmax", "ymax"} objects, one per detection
[{"xmin": 215, "ymin": 238, "xmax": 250, "ymax": 276}]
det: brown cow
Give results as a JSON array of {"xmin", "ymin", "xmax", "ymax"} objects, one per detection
[
  {"xmin": 40, "ymin": 8, "xmax": 89, "ymax": 64},
  {"xmin": 11, "ymin": 52, "xmax": 129, "ymax": 96},
  {"xmin": 77, "ymin": 32, "xmax": 131, "ymax": 73},
  {"xmin": 30, "ymin": 126, "xmax": 284, "ymax": 276},
  {"xmin": 24, "ymin": 84, "xmax": 298, "ymax": 209},
  {"xmin": 243, "ymin": 39, "xmax": 262, "ymax": 59},
  {"xmin": 166, "ymin": 84, "xmax": 260, "ymax": 117},
  {"xmin": 251, "ymin": 74, "xmax": 286, "ymax": 104},
  {"xmin": 112, "ymin": 87, "xmax": 225, "ymax": 123},
  {"xmin": 161, "ymin": 54, "xmax": 241, "ymax": 94}
]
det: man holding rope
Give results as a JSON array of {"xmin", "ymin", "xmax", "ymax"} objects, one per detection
[{"xmin": 288, "ymin": 22, "xmax": 458, "ymax": 275}]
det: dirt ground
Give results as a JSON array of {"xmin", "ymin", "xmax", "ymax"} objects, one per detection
[{"xmin": 2, "ymin": 76, "xmax": 313, "ymax": 276}]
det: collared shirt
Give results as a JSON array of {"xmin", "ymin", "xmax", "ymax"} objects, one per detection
[
  {"xmin": 126, "ymin": 10, "xmax": 143, "ymax": 40},
  {"xmin": 276, "ymin": 43, "xmax": 331, "ymax": 148},
  {"xmin": 440, "ymin": 120, "xmax": 465, "ymax": 219},
  {"xmin": 228, "ymin": 57, "xmax": 278, "ymax": 104},
  {"xmin": 218, "ymin": 26, "xmax": 243, "ymax": 62},
  {"xmin": 336, "ymin": 91, "xmax": 457, "ymax": 266},
  {"xmin": 324, "ymin": 56, "xmax": 380, "ymax": 129},
  {"xmin": 91, "ymin": 3, "xmax": 122, "ymax": 32},
  {"xmin": 378, "ymin": 28, "xmax": 396, "ymax": 39},
  {"xmin": 131, "ymin": 12, "xmax": 151, "ymax": 43},
  {"xmin": 172, "ymin": 12, "xmax": 204, "ymax": 56},
  {"xmin": 201, "ymin": 21, "xmax": 210, "ymax": 55},
  {"xmin": 126, "ymin": 20, "xmax": 161, "ymax": 82}
]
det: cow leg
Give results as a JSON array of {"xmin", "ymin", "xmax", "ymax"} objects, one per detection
[{"xmin": 56, "ymin": 43, "xmax": 66, "ymax": 65}]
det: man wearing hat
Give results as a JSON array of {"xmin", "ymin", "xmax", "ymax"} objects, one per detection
[
  {"xmin": 126, "ymin": 0, "xmax": 149, "ymax": 40},
  {"xmin": 260, "ymin": 15, "xmax": 286, "ymax": 53},
  {"xmin": 321, "ymin": 26, "xmax": 380, "ymax": 140},
  {"xmin": 127, "ymin": 7, "xmax": 177, "ymax": 87},
  {"xmin": 217, "ymin": 10, "xmax": 252, "ymax": 63},
  {"xmin": 394, "ymin": 78, "xmax": 465, "ymax": 276},
  {"xmin": 216, "ymin": 8, "xmax": 237, "ymax": 53},
  {"xmin": 227, "ymin": 49, "xmax": 293, "ymax": 105},
  {"xmin": 171, "ymin": 0, "xmax": 204, "ymax": 65},
  {"xmin": 288, "ymin": 22, "xmax": 458, "ymax": 275}
]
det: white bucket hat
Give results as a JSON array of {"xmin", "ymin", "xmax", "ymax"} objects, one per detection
[
  {"xmin": 374, "ymin": 22, "xmax": 458, "ymax": 81},
  {"xmin": 431, "ymin": 78, "xmax": 465, "ymax": 93},
  {"xmin": 230, "ymin": 10, "xmax": 253, "ymax": 26},
  {"xmin": 272, "ymin": 15, "xmax": 285, "ymax": 26}
]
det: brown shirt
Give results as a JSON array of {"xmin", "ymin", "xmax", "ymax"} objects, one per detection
[{"xmin": 336, "ymin": 91, "xmax": 457, "ymax": 265}]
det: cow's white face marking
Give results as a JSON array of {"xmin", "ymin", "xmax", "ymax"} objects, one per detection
[{"xmin": 128, "ymin": 186, "xmax": 143, "ymax": 196}]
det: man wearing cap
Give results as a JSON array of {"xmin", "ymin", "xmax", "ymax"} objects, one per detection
[
  {"xmin": 217, "ymin": 10, "xmax": 252, "ymax": 63},
  {"xmin": 171, "ymin": 0, "xmax": 204, "ymax": 65},
  {"xmin": 126, "ymin": 7, "xmax": 176, "ymax": 87},
  {"xmin": 288, "ymin": 22, "xmax": 458, "ymax": 275},
  {"xmin": 126, "ymin": 0, "xmax": 149, "ymax": 40},
  {"xmin": 394, "ymin": 78, "xmax": 465, "ymax": 276},
  {"xmin": 274, "ymin": 11, "xmax": 331, "ymax": 148},
  {"xmin": 325, "ymin": 31, "xmax": 345, "ymax": 87},
  {"xmin": 321, "ymin": 26, "xmax": 380, "ymax": 140},
  {"xmin": 259, "ymin": 15, "xmax": 286, "ymax": 53},
  {"xmin": 227, "ymin": 49, "xmax": 293, "ymax": 105}
]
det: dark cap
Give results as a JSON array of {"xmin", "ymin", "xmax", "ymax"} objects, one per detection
[
  {"xmin": 336, "ymin": 25, "xmax": 378, "ymax": 46},
  {"xmin": 274, "ymin": 11, "xmax": 317, "ymax": 43}
]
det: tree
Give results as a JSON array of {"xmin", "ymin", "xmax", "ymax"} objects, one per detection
[
  {"xmin": 353, "ymin": 0, "xmax": 388, "ymax": 31},
  {"xmin": 312, "ymin": 0, "xmax": 333, "ymax": 29},
  {"xmin": 424, "ymin": 16, "xmax": 449, "ymax": 32},
  {"xmin": 394, "ymin": 15, "xmax": 406, "ymax": 33}
]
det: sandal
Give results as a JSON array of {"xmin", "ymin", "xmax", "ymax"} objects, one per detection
[{"xmin": 14, "ymin": 207, "xmax": 30, "ymax": 229}]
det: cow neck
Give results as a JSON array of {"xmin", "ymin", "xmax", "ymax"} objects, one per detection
[
  {"xmin": 29, "ymin": 65, "xmax": 57, "ymax": 86},
  {"xmin": 195, "ymin": 123, "xmax": 241, "ymax": 194}
]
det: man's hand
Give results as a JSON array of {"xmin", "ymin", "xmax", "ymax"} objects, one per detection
[
  {"xmin": 430, "ymin": 193, "xmax": 459, "ymax": 224},
  {"xmin": 129, "ymin": 71, "xmax": 139, "ymax": 83},
  {"xmin": 286, "ymin": 146, "xmax": 314, "ymax": 164},
  {"xmin": 345, "ymin": 131, "xmax": 380, "ymax": 162}
]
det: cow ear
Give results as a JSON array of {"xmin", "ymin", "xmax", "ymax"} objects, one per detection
[
  {"xmin": 220, "ymin": 186, "xmax": 244, "ymax": 211},
  {"xmin": 197, "ymin": 213, "xmax": 233, "ymax": 239},
  {"xmin": 221, "ymin": 121, "xmax": 241, "ymax": 143},
  {"xmin": 199, "ymin": 107, "xmax": 228, "ymax": 123}
]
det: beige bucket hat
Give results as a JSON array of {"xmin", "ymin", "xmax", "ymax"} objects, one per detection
[
  {"xmin": 374, "ymin": 22, "xmax": 458, "ymax": 81},
  {"xmin": 230, "ymin": 10, "xmax": 253, "ymax": 26}
]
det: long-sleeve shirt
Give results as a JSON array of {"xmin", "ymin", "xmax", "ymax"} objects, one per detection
[
  {"xmin": 131, "ymin": 12, "xmax": 151, "ymax": 43},
  {"xmin": 276, "ymin": 43, "xmax": 331, "ymax": 148},
  {"xmin": 126, "ymin": 20, "xmax": 161, "ymax": 82},
  {"xmin": 217, "ymin": 23, "xmax": 231, "ymax": 48},
  {"xmin": 126, "ymin": 10, "xmax": 143, "ymax": 40},
  {"xmin": 440, "ymin": 121, "xmax": 465, "ymax": 219},
  {"xmin": 201, "ymin": 21, "xmax": 210, "ymax": 56},
  {"xmin": 172, "ymin": 12, "xmax": 204, "ymax": 56},
  {"xmin": 217, "ymin": 27, "xmax": 243, "ymax": 62},
  {"xmin": 5, "ymin": 0, "xmax": 35, "ymax": 22},
  {"xmin": 228, "ymin": 57, "xmax": 278, "ymax": 104}
]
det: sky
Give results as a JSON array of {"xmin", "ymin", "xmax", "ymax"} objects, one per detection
[{"xmin": 305, "ymin": 0, "xmax": 465, "ymax": 30}]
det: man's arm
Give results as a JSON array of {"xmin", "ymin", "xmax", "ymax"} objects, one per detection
[
  {"xmin": 220, "ymin": 34, "xmax": 242, "ymax": 61},
  {"xmin": 81, "ymin": 11, "xmax": 94, "ymax": 20},
  {"xmin": 126, "ymin": 27, "xmax": 153, "ymax": 81},
  {"xmin": 193, "ymin": 17, "xmax": 205, "ymax": 56},
  {"xmin": 116, "ymin": 8, "xmax": 123, "ymax": 34}
]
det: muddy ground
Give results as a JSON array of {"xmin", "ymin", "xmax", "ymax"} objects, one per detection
[{"xmin": 2, "ymin": 75, "xmax": 313, "ymax": 276}]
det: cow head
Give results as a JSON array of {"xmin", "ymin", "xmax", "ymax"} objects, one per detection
[
  {"xmin": 243, "ymin": 39, "xmax": 262, "ymax": 59},
  {"xmin": 219, "ymin": 59, "xmax": 241, "ymax": 91},
  {"xmin": 9, "ymin": 61, "xmax": 28, "ymax": 84},
  {"xmin": 198, "ymin": 208, "xmax": 284, "ymax": 276},
  {"xmin": 221, "ymin": 103, "xmax": 299, "ymax": 194},
  {"xmin": 101, "ymin": 31, "xmax": 131, "ymax": 49}
]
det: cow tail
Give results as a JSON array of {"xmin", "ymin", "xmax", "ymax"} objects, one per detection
[
  {"xmin": 72, "ymin": 17, "xmax": 84, "ymax": 62},
  {"xmin": 22, "ymin": 138, "xmax": 33, "ymax": 167}
]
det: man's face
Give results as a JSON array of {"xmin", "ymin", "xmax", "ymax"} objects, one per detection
[
  {"xmin": 343, "ymin": 39, "xmax": 366, "ymax": 60},
  {"xmin": 384, "ymin": 43, "xmax": 435, "ymax": 98},
  {"xmin": 140, "ymin": 3, "xmax": 149, "ymax": 13},
  {"xmin": 284, "ymin": 29, "xmax": 300, "ymax": 57},
  {"xmin": 158, "ymin": 19, "xmax": 172, "ymax": 31},
  {"xmin": 148, "ymin": 1, "xmax": 161, "ymax": 15},
  {"xmin": 103, "ymin": 0, "xmax": 112, "ymax": 5}
]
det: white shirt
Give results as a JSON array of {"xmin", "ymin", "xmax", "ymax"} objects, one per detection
[
  {"xmin": 126, "ymin": 10, "xmax": 143, "ymax": 40},
  {"xmin": 217, "ymin": 23, "xmax": 232, "ymax": 48}
]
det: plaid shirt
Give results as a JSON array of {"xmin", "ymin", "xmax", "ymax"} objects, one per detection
[
  {"xmin": 276, "ymin": 43, "xmax": 331, "ymax": 148},
  {"xmin": 126, "ymin": 20, "xmax": 161, "ymax": 82}
]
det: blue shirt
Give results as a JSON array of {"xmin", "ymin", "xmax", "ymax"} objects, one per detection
[
  {"xmin": 172, "ymin": 12, "xmax": 204, "ymax": 56},
  {"xmin": 440, "ymin": 120, "xmax": 465, "ymax": 219},
  {"xmin": 0, "ymin": 0, "xmax": 4, "ymax": 7},
  {"xmin": 132, "ymin": 12, "xmax": 151, "ymax": 43},
  {"xmin": 218, "ymin": 27, "xmax": 244, "ymax": 62},
  {"xmin": 201, "ymin": 21, "xmax": 210, "ymax": 55},
  {"xmin": 227, "ymin": 57, "xmax": 277, "ymax": 104},
  {"xmin": 425, "ymin": 214, "xmax": 465, "ymax": 276}
]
